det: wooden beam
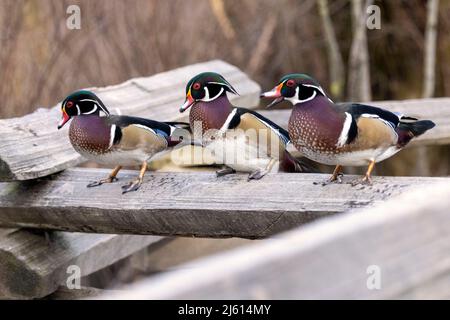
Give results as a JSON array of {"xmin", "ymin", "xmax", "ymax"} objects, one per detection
[
  {"xmin": 46, "ymin": 286, "xmax": 122, "ymax": 300},
  {"xmin": 0, "ymin": 229, "xmax": 162, "ymax": 299},
  {"xmin": 0, "ymin": 168, "xmax": 447, "ymax": 238},
  {"xmin": 80, "ymin": 237, "xmax": 252, "ymax": 290},
  {"xmin": 259, "ymin": 97, "xmax": 450, "ymax": 147},
  {"xmin": 100, "ymin": 182, "xmax": 450, "ymax": 299},
  {"xmin": 0, "ymin": 60, "xmax": 260, "ymax": 181},
  {"xmin": 127, "ymin": 238, "xmax": 252, "ymax": 274}
]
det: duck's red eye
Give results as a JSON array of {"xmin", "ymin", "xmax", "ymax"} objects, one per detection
[
  {"xmin": 66, "ymin": 101, "xmax": 73, "ymax": 108},
  {"xmin": 193, "ymin": 82, "xmax": 201, "ymax": 90},
  {"xmin": 286, "ymin": 79, "xmax": 295, "ymax": 87}
]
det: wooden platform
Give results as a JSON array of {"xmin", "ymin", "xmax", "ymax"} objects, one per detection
[
  {"xmin": 0, "ymin": 229, "xmax": 162, "ymax": 299},
  {"xmin": 101, "ymin": 182, "xmax": 450, "ymax": 299},
  {"xmin": 0, "ymin": 168, "xmax": 447, "ymax": 238}
]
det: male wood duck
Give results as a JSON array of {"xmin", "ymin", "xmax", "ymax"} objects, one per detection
[
  {"xmin": 180, "ymin": 72, "xmax": 315, "ymax": 179},
  {"xmin": 58, "ymin": 90, "xmax": 190, "ymax": 193},
  {"xmin": 261, "ymin": 74, "xmax": 436, "ymax": 184}
]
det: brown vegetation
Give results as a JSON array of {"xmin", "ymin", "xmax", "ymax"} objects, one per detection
[{"xmin": 1, "ymin": 0, "xmax": 450, "ymax": 117}]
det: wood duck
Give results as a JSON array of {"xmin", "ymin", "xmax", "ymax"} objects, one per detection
[
  {"xmin": 58, "ymin": 90, "xmax": 191, "ymax": 193},
  {"xmin": 180, "ymin": 72, "xmax": 315, "ymax": 180},
  {"xmin": 261, "ymin": 74, "xmax": 436, "ymax": 184}
]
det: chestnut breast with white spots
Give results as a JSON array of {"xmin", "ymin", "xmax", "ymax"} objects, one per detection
[
  {"xmin": 69, "ymin": 116, "xmax": 111, "ymax": 155},
  {"xmin": 189, "ymin": 96, "xmax": 232, "ymax": 140},
  {"xmin": 288, "ymin": 101, "xmax": 344, "ymax": 160}
]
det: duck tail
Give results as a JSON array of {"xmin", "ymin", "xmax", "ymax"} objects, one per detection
[
  {"xmin": 396, "ymin": 119, "xmax": 435, "ymax": 147},
  {"xmin": 399, "ymin": 119, "xmax": 435, "ymax": 137}
]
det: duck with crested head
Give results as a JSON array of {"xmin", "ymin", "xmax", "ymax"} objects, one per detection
[
  {"xmin": 58, "ymin": 90, "xmax": 191, "ymax": 193},
  {"xmin": 179, "ymin": 72, "xmax": 316, "ymax": 179},
  {"xmin": 261, "ymin": 74, "xmax": 436, "ymax": 184}
]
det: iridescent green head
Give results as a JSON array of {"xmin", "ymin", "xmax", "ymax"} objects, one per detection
[
  {"xmin": 261, "ymin": 74, "xmax": 329, "ymax": 107},
  {"xmin": 180, "ymin": 72, "xmax": 238, "ymax": 113}
]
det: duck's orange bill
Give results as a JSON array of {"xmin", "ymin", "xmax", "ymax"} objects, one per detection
[
  {"xmin": 261, "ymin": 83, "xmax": 284, "ymax": 108},
  {"xmin": 58, "ymin": 110, "xmax": 70, "ymax": 129},
  {"xmin": 180, "ymin": 89, "xmax": 195, "ymax": 113}
]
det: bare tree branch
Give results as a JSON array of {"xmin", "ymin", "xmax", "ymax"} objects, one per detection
[
  {"xmin": 317, "ymin": 0, "xmax": 345, "ymax": 100},
  {"xmin": 423, "ymin": 0, "xmax": 439, "ymax": 98},
  {"xmin": 347, "ymin": 0, "xmax": 372, "ymax": 102},
  {"xmin": 248, "ymin": 15, "xmax": 278, "ymax": 74},
  {"xmin": 208, "ymin": 0, "xmax": 236, "ymax": 40}
]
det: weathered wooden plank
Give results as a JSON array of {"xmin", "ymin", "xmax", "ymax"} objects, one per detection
[
  {"xmin": 81, "ymin": 238, "xmax": 252, "ymax": 289},
  {"xmin": 0, "ymin": 229, "xmax": 162, "ymax": 299},
  {"xmin": 0, "ymin": 168, "xmax": 447, "ymax": 238},
  {"xmin": 259, "ymin": 97, "xmax": 450, "ymax": 147},
  {"xmin": 100, "ymin": 182, "xmax": 450, "ymax": 299},
  {"xmin": 128, "ymin": 238, "xmax": 252, "ymax": 274},
  {"xmin": 0, "ymin": 60, "xmax": 260, "ymax": 181},
  {"xmin": 46, "ymin": 286, "xmax": 122, "ymax": 300}
]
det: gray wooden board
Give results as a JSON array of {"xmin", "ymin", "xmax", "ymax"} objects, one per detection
[
  {"xmin": 0, "ymin": 229, "xmax": 162, "ymax": 299},
  {"xmin": 0, "ymin": 60, "xmax": 260, "ymax": 181},
  {"xmin": 259, "ymin": 97, "xmax": 450, "ymax": 147},
  {"xmin": 126, "ymin": 237, "xmax": 252, "ymax": 274},
  {"xmin": 80, "ymin": 237, "xmax": 252, "ymax": 290},
  {"xmin": 99, "ymin": 182, "xmax": 450, "ymax": 299},
  {"xmin": 46, "ymin": 286, "xmax": 123, "ymax": 300},
  {"xmin": 0, "ymin": 167, "xmax": 447, "ymax": 238}
]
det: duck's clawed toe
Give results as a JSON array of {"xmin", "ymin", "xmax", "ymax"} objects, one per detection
[
  {"xmin": 248, "ymin": 169, "xmax": 269, "ymax": 181},
  {"xmin": 216, "ymin": 167, "xmax": 236, "ymax": 177},
  {"xmin": 350, "ymin": 175, "xmax": 373, "ymax": 187},
  {"xmin": 121, "ymin": 178, "xmax": 143, "ymax": 194},
  {"xmin": 315, "ymin": 172, "xmax": 344, "ymax": 186},
  {"xmin": 87, "ymin": 176, "xmax": 118, "ymax": 188},
  {"xmin": 329, "ymin": 172, "xmax": 344, "ymax": 184}
]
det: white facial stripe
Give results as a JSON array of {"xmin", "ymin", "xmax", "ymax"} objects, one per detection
[
  {"xmin": 75, "ymin": 104, "xmax": 81, "ymax": 115},
  {"xmin": 302, "ymin": 84, "xmax": 334, "ymax": 103},
  {"xmin": 201, "ymin": 86, "xmax": 224, "ymax": 102},
  {"xmin": 336, "ymin": 112, "xmax": 353, "ymax": 147},
  {"xmin": 285, "ymin": 87, "xmax": 318, "ymax": 105},
  {"xmin": 80, "ymin": 98, "xmax": 109, "ymax": 115},
  {"xmin": 203, "ymin": 86, "xmax": 210, "ymax": 100},
  {"xmin": 208, "ymin": 81, "xmax": 238, "ymax": 95},
  {"xmin": 303, "ymin": 84, "xmax": 326, "ymax": 97},
  {"xmin": 109, "ymin": 125, "xmax": 116, "ymax": 148},
  {"xmin": 84, "ymin": 105, "xmax": 98, "ymax": 114}
]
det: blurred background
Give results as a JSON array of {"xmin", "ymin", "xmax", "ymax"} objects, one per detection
[{"xmin": 1, "ymin": 0, "xmax": 449, "ymax": 175}]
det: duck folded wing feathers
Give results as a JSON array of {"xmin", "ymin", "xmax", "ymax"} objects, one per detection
[{"xmin": 223, "ymin": 107, "xmax": 291, "ymax": 146}]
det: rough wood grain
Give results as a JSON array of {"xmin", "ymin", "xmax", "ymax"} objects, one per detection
[
  {"xmin": 0, "ymin": 168, "xmax": 447, "ymax": 238},
  {"xmin": 127, "ymin": 238, "xmax": 252, "ymax": 274},
  {"xmin": 0, "ymin": 229, "xmax": 162, "ymax": 299},
  {"xmin": 0, "ymin": 60, "xmax": 260, "ymax": 181},
  {"xmin": 259, "ymin": 97, "xmax": 450, "ymax": 147},
  {"xmin": 101, "ymin": 182, "xmax": 450, "ymax": 299},
  {"xmin": 81, "ymin": 237, "xmax": 252, "ymax": 290},
  {"xmin": 46, "ymin": 286, "xmax": 122, "ymax": 300}
]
